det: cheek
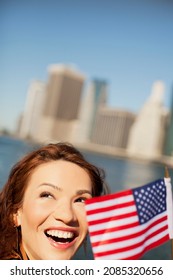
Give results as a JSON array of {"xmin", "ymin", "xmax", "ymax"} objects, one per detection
[
  {"xmin": 75, "ymin": 206, "xmax": 88, "ymax": 228},
  {"xmin": 21, "ymin": 201, "xmax": 53, "ymax": 227}
]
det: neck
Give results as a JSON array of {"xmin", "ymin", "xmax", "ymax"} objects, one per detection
[{"xmin": 20, "ymin": 243, "xmax": 29, "ymax": 260}]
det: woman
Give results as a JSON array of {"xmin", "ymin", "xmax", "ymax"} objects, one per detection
[{"xmin": 0, "ymin": 142, "xmax": 108, "ymax": 260}]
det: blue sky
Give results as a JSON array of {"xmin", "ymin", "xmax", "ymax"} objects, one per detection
[{"xmin": 0, "ymin": 0, "xmax": 173, "ymax": 132}]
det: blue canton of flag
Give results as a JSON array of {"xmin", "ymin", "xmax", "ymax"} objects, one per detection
[{"xmin": 133, "ymin": 179, "xmax": 166, "ymax": 224}]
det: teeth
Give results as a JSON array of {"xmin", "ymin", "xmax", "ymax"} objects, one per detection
[{"xmin": 46, "ymin": 230, "xmax": 74, "ymax": 239}]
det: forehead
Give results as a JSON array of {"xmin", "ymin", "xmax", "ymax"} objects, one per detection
[{"xmin": 27, "ymin": 160, "xmax": 92, "ymax": 189}]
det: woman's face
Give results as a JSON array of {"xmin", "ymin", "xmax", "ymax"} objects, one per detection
[{"xmin": 16, "ymin": 160, "xmax": 92, "ymax": 260}]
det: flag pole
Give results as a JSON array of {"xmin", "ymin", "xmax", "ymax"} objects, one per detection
[
  {"xmin": 165, "ymin": 166, "xmax": 170, "ymax": 179},
  {"xmin": 164, "ymin": 166, "xmax": 173, "ymax": 259}
]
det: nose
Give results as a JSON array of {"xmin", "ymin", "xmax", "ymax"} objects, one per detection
[{"xmin": 53, "ymin": 199, "xmax": 77, "ymax": 225}]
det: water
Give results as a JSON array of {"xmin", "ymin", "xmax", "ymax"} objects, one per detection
[{"xmin": 0, "ymin": 136, "xmax": 172, "ymax": 260}]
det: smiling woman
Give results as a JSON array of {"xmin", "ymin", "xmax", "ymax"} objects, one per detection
[{"xmin": 0, "ymin": 142, "xmax": 108, "ymax": 260}]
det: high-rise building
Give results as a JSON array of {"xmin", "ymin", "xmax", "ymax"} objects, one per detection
[
  {"xmin": 44, "ymin": 64, "xmax": 85, "ymax": 120},
  {"xmin": 91, "ymin": 107, "xmax": 135, "ymax": 149},
  {"xmin": 18, "ymin": 80, "xmax": 46, "ymax": 139},
  {"xmin": 37, "ymin": 64, "xmax": 86, "ymax": 142},
  {"xmin": 89, "ymin": 79, "xmax": 108, "ymax": 138},
  {"xmin": 164, "ymin": 86, "xmax": 173, "ymax": 156},
  {"xmin": 75, "ymin": 79, "xmax": 108, "ymax": 144},
  {"xmin": 127, "ymin": 81, "xmax": 168, "ymax": 159}
]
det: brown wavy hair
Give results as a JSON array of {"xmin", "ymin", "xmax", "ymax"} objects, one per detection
[{"xmin": 0, "ymin": 142, "xmax": 108, "ymax": 259}]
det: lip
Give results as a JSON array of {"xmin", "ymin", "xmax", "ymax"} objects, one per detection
[{"xmin": 44, "ymin": 227, "xmax": 78, "ymax": 250}]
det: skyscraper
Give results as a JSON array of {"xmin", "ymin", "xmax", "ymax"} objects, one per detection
[
  {"xmin": 37, "ymin": 64, "xmax": 86, "ymax": 142},
  {"xmin": 43, "ymin": 64, "xmax": 85, "ymax": 120},
  {"xmin": 18, "ymin": 80, "xmax": 46, "ymax": 139},
  {"xmin": 75, "ymin": 79, "xmax": 108, "ymax": 144},
  {"xmin": 164, "ymin": 86, "xmax": 173, "ymax": 156},
  {"xmin": 90, "ymin": 79, "xmax": 108, "ymax": 138},
  {"xmin": 91, "ymin": 107, "xmax": 135, "ymax": 148},
  {"xmin": 127, "ymin": 81, "xmax": 167, "ymax": 159}
]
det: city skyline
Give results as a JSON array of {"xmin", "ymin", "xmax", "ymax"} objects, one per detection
[
  {"xmin": 0, "ymin": 0, "xmax": 173, "ymax": 132},
  {"xmin": 17, "ymin": 70, "xmax": 169, "ymax": 162}
]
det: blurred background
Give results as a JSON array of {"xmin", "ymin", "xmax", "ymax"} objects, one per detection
[{"xmin": 0, "ymin": 0, "xmax": 173, "ymax": 259}]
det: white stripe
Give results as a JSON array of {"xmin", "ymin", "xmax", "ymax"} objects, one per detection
[
  {"xmin": 91, "ymin": 218, "xmax": 168, "ymax": 246},
  {"xmin": 89, "ymin": 213, "xmax": 167, "ymax": 242},
  {"xmin": 85, "ymin": 194, "xmax": 133, "ymax": 211},
  {"xmin": 144, "ymin": 229, "xmax": 168, "ymax": 247},
  {"xmin": 89, "ymin": 215, "xmax": 138, "ymax": 232},
  {"xmin": 88, "ymin": 205, "xmax": 167, "ymax": 233},
  {"xmin": 95, "ymin": 246, "xmax": 142, "ymax": 259},
  {"xmin": 87, "ymin": 205, "xmax": 136, "ymax": 222},
  {"xmin": 94, "ymin": 228, "xmax": 169, "ymax": 260}
]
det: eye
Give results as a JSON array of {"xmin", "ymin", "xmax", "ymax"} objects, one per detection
[
  {"xmin": 75, "ymin": 197, "xmax": 87, "ymax": 203},
  {"xmin": 40, "ymin": 192, "xmax": 54, "ymax": 199}
]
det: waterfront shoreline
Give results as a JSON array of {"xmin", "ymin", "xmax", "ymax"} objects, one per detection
[
  {"xmin": 1, "ymin": 134, "xmax": 173, "ymax": 168},
  {"xmin": 74, "ymin": 142, "xmax": 173, "ymax": 168}
]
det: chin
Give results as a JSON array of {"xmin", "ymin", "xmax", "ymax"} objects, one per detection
[{"xmin": 40, "ymin": 250, "xmax": 76, "ymax": 260}]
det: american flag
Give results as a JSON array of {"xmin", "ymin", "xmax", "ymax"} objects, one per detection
[{"xmin": 85, "ymin": 178, "xmax": 173, "ymax": 260}]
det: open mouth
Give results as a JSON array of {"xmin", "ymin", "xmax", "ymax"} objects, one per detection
[{"xmin": 45, "ymin": 229, "xmax": 77, "ymax": 244}]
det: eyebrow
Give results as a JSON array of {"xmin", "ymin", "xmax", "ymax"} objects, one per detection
[
  {"xmin": 38, "ymin": 183, "xmax": 92, "ymax": 196},
  {"xmin": 38, "ymin": 183, "xmax": 62, "ymax": 191},
  {"xmin": 76, "ymin": 190, "xmax": 92, "ymax": 196}
]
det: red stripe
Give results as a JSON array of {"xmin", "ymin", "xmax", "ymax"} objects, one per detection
[
  {"xmin": 85, "ymin": 189, "xmax": 133, "ymax": 205},
  {"xmin": 86, "ymin": 200, "xmax": 135, "ymax": 216},
  {"xmin": 94, "ymin": 226, "xmax": 169, "ymax": 258},
  {"xmin": 92, "ymin": 222, "xmax": 168, "ymax": 248},
  {"xmin": 88, "ymin": 211, "xmax": 137, "ymax": 226},
  {"xmin": 121, "ymin": 235, "xmax": 169, "ymax": 260},
  {"xmin": 90, "ymin": 221, "xmax": 139, "ymax": 237},
  {"xmin": 142, "ymin": 234, "xmax": 169, "ymax": 254},
  {"xmin": 90, "ymin": 215, "xmax": 167, "ymax": 237},
  {"xmin": 94, "ymin": 239, "xmax": 146, "ymax": 258}
]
